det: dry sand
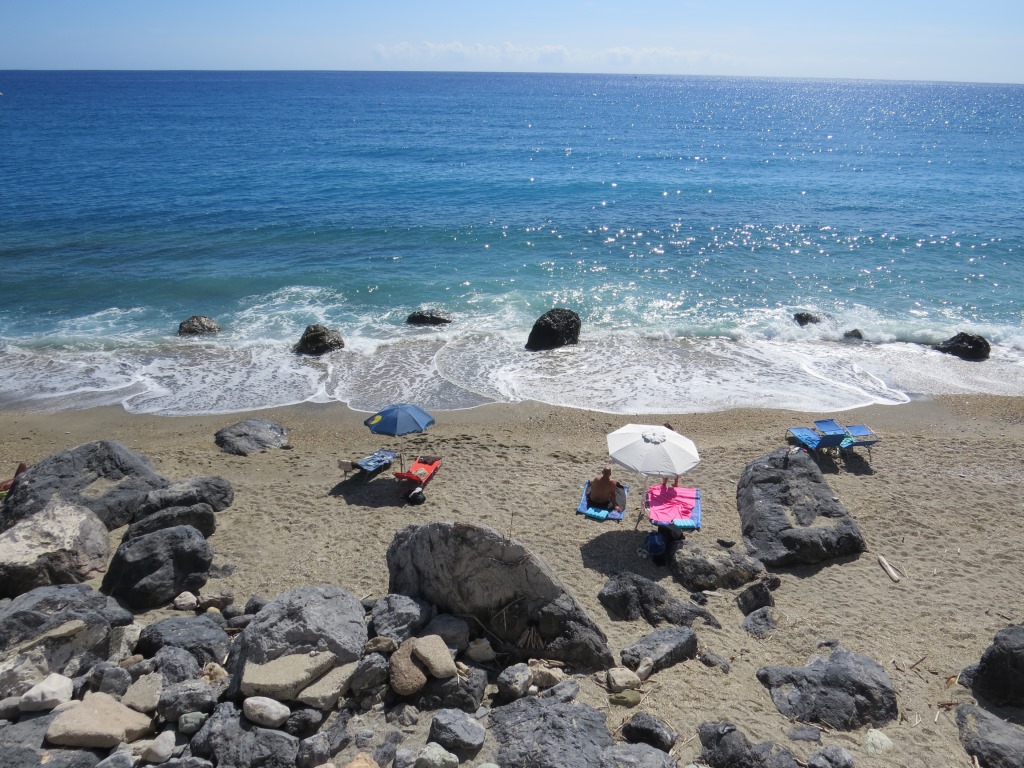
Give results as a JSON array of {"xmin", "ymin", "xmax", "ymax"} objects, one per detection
[{"xmin": 2, "ymin": 395, "xmax": 1022, "ymax": 766}]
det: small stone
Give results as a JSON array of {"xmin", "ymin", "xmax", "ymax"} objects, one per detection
[
  {"xmin": 178, "ymin": 710, "xmax": 209, "ymax": 734},
  {"xmin": 528, "ymin": 659, "xmax": 564, "ymax": 689},
  {"xmin": 463, "ymin": 638, "xmax": 495, "ymax": 662},
  {"xmin": 414, "ymin": 741, "xmax": 459, "ymax": 768},
  {"xmin": 142, "ymin": 729, "xmax": 177, "ymax": 763},
  {"xmin": 386, "ymin": 703, "xmax": 421, "ymax": 727},
  {"xmin": 198, "ymin": 589, "xmax": 234, "ymax": 611},
  {"xmin": 390, "ymin": 639, "xmax": 429, "ymax": 697},
  {"xmin": 788, "ymin": 724, "xmax": 821, "ymax": 742},
  {"xmin": 864, "ymin": 728, "xmax": 894, "ymax": 755},
  {"xmin": 496, "ymin": 663, "xmax": 533, "ymax": 701},
  {"xmin": 609, "ymin": 689, "xmax": 643, "ymax": 707},
  {"xmin": 20, "ymin": 672, "xmax": 74, "ymax": 711},
  {"xmin": 201, "ymin": 661, "xmax": 229, "ymax": 684},
  {"xmin": 393, "ymin": 749, "xmax": 416, "ymax": 768},
  {"xmin": 244, "ymin": 695, "xmax": 292, "ymax": 728},
  {"xmin": 606, "ymin": 667, "xmax": 642, "ymax": 693},
  {"xmin": 413, "ymin": 635, "xmax": 458, "ymax": 679},
  {"xmin": 363, "ymin": 636, "xmax": 398, "ymax": 656},
  {"xmin": 355, "ymin": 727, "xmax": 375, "ymax": 748},
  {"xmin": 174, "ymin": 591, "xmax": 199, "ymax": 611},
  {"xmin": 634, "ymin": 656, "xmax": 655, "ymax": 681}
]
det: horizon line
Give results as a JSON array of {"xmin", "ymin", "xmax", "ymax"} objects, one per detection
[{"xmin": 0, "ymin": 68, "xmax": 1021, "ymax": 88}]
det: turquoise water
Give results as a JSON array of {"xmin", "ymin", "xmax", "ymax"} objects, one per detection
[{"xmin": 1, "ymin": 71, "xmax": 1022, "ymax": 414}]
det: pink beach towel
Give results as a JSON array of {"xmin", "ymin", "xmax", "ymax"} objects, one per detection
[{"xmin": 647, "ymin": 485, "xmax": 701, "ymax": 527}]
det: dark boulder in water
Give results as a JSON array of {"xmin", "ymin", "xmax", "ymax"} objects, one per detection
[
  {"xmin": 293, "ymin": 324, "xmax": 345, "ymax": 356},
  {"xmin": 793, "ymin": 312, "xmax": 821, "ymax": 327},
  {"xmin": 407, "ymin": 309, "xmax": 453, "ymax": 326},
  {"xmin": 935, "ymin": 331, "xmax": 990, "ymax": 361},
  {"xmin": 526, "ymin": 308, "xmax": 581, "ymax": 351},
  {"xmin": 178, "ymin": 315, "xmax": 220, "ymax": 335},
  {"xmin": 843, "ymin": 328, "xmax": 864, "ymax": 340}
]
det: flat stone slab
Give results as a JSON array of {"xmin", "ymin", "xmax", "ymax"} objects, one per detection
[
  {"xmin": 46, "ymin": 691, "xmax": 154, "ymax": 748},
  {"xmin": 240, "ymin": 651, "xmax": 337, "ymax": 700}
]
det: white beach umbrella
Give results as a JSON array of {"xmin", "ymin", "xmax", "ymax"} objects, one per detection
[{"xmin": 606, "ymin": 424, "xmax": 700, "ymax": 477}]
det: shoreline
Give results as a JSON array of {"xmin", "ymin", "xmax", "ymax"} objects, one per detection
[{"xmin": 2, "ymin": 395, "xmax": 1023, "ymax": 764}]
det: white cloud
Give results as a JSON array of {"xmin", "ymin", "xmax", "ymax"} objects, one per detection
[{"xmin": 372, "ymin": 41, "xmax": 737, "ymax": 74}]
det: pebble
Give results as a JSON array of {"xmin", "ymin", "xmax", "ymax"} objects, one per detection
[{"xmin": 243, "ymin": 696, "xmax": 292, "ymax": 728}]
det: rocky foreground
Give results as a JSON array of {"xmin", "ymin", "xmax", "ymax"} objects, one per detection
[{"xmin": 1, "ymin": 413, "xmax": 1023, "ymax": 767}]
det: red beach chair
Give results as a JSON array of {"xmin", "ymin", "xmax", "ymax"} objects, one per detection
[{"xmin": 394, "ymin": 455, "xmax": 442, "ymax": 486}]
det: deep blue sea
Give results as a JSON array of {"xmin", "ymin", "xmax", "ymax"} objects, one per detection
[{"xmin": 1, "ymin": 71, "xmax": 1022, "ymax": 415}]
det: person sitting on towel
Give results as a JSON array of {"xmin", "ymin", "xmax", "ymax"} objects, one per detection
[{"xmin": 588, "ymin": 466, "xmax": 621, "ymax": 511}]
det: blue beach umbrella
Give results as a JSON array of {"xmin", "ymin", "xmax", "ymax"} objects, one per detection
[
  {"xmin": 364, "ymin": 403, "xmax": 436, "ymax": 436},
  {"xmin": 364, "ymin": 403, "xmax": 436, "ymax": 470}
]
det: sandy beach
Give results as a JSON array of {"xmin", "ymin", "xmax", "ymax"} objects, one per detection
[{"xmin": 2, "ymin": 395, "xmax": 1022, "ymax": 766}]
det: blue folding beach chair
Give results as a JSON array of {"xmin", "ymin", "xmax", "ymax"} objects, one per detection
[
  {"xmin": 787, "ymin": 420, "xmax": 848, "ymax": 457},
  {"xmin": 840, "ymin": 424, "xmax": 881, "ymax": 458},
  {"xmin": 339, "ymin": 449, "xmax": 398, "ymax": 479}
]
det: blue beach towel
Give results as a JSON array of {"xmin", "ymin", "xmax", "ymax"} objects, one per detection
[{"xmin": 577, "ymin": 481, "xmax": 629, "ymax": 522}]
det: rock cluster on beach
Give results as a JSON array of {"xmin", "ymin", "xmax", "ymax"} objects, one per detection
[{"xmin": 1, "ymin": 433, "xmax": 1021, "ymax": 767}]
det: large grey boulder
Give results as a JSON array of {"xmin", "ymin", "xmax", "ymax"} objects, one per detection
[
  {"xmin": 135, "ymin": 476, "xmax": 234, "ymax": 517},
  {"xmin": 0, "ymin": 585, "xmax": 132, "ymax": 699},
  {"xmin": 525, "ymin": 308, "xmax": 581, "ymax": 351},
  {"xmin": 428, "ymin": 708, "xmax": 486, "ymax": 757},
  {"xmin": 0, "ymin": 441, "xmax": 168, "ymax": 532},
  {"xmin": 416, "ymin": 665, "xmax": 487, "ymax": 713},
  {"xmin": 100, "ymin": 525, "xmax": 213, "ymax": 610},
  {"xmin": 293, "ymin": 324, "xmax": 344, "ymax": 356},
  {"xmin": 136, "ymin": 615, "xmax": 231, "ymax": 668},
  {"xmin": 620, "ymin": 627, "xmax": 698, "ymax": 674},
  {"xmin": 0, "ymin": 498, "xmax": 109, "ymax": 599},
  {"xmin": 620, "ymin": 711, "xmax": 678, "ymax": 753},
  {"xmin": 598, "ymin": 572, "xmax": 719, "ymax": 629},
  {"xmin": 601, "ymin": 743, "xmax": 679, "ymax": 767},
  {"xmin": 371, "ymin": 594, "xmax": 431, "ymax": 642},
  {"xmin": 190, "ymin": 701, "xmax": 299, "ymax": 767},
  {"xmin": 122, "ymin": 502, "xmax": 216, "ymax": 541},
  {"xmin": 386, "ymin": 522, "xmax": 613, "ymax": 670},
  {"xmin": 226, "ymin": 585, "xmax": 367, "ymax": 697},
  {"xmin": 490, "ymin": 695, "xmax": 612, "ymax": 767},
  {"xmin": 214, "ymin": 419, "xmax": 288, "ymax": 456},
  {"xmin": 737, "ymin": 448, "xmax": 866, "ymax": 567},
  {"xmin": 670, "ymin": 540, "xmax": 767, "ymax": 592},
  {"xmin": 956, "ymin": 704, "xmax": 1024, "ymax": 768},
  {"xmin": 756, "ymin": 645, "xmax": 898, "ymax": 730},
  {"xmin": 699, "ymin": 721, "xmax": 854, "ymax": 768},
  {"xmin": 964, "ymin": 624, "xmax": 1024, "ymax": 706}
]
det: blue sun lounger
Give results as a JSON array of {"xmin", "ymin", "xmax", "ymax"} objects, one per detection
[
  {"xmin": 339, "ymin": 449, "xmax": 398, "ymax": 479},
  {"xmin": 786, "ymin": 420, "xmax": 849, "ymax": 455},
  {"xmin": 577, "ymin": 481, "xmax": 629, "ymax": 522},
  {"xmin": 840, "ymin": 424, "xmax": 881, "ymax": 457}
]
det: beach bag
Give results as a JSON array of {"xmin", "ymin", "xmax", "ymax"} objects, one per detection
[
  {"xmin": 407, "ymin": 486, "xmax": 426, "ymax": 505},
  {"xmin": 644, "ymin": 531, "xmax": 667, "ymax": 564}
]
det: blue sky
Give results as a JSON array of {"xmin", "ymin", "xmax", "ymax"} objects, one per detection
[{"xmin": 2, "ymin": 1, "xmax": 1021, "ymax": 83}]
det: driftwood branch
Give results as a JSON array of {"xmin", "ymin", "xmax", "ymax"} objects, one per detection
[{"xmin": 877, "ymin": 554, "xmax": 901, "ymax": 583}]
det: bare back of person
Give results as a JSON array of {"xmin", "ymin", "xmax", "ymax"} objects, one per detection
[{"xmin": 589, "ymin": 466, "xmax": 620, "ymax": 510}]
